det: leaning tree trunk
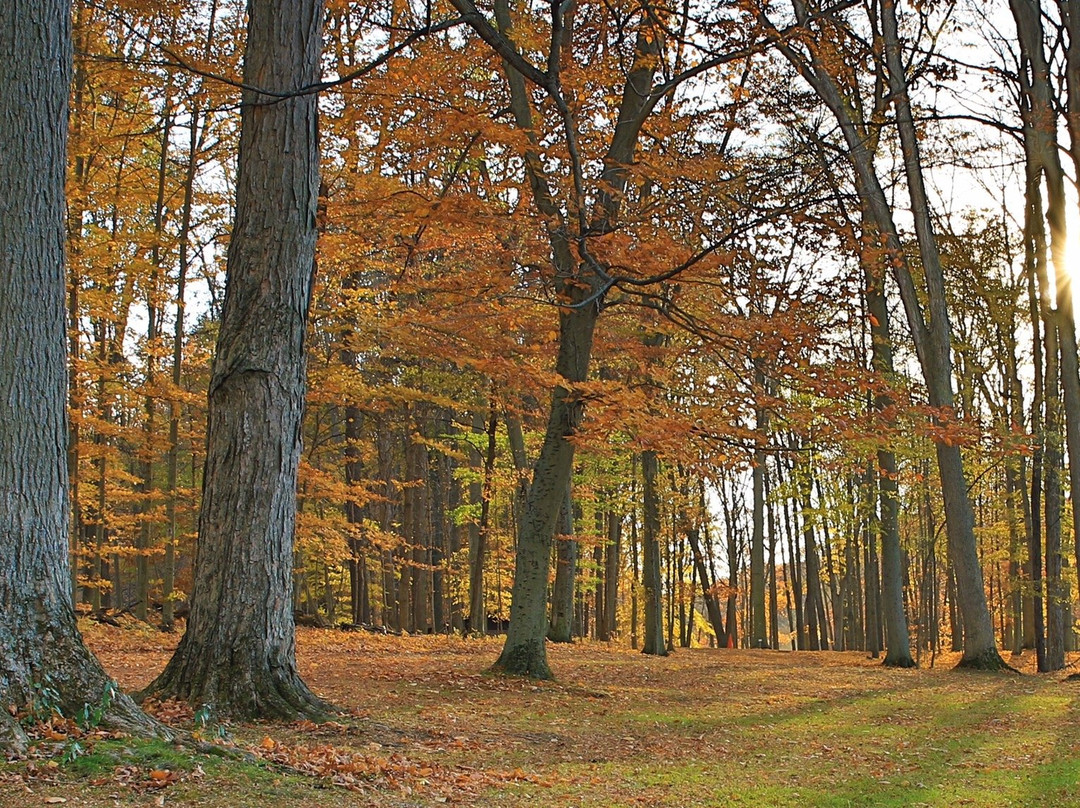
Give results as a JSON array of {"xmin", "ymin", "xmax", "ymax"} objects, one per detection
[
  {"xmin": 878, "ymin": 0, "xmax": 1003, "ymax": 670},
  {"xmin": 0, "ymin": 0, "xmax": 166, "ymax": 752},
  {"xmin": 141, "ymin": 0, "xmax": 329, "ymax": 720},
  {"xmin": 771, "ymin": 0, "xmax": 1004, "ymax": 669},
  {"xmin": 491, "ymin": 303, "xmax": 599, "ymax": 677}
]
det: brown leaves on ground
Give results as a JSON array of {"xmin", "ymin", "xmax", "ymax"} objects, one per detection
[
  {"xmin": 251, "ymin": 734, "xmax": 552, "ymax": 800},
  {"xmin": 16, "ymin": 623, "xmax": 1079, "ymax": 808}
]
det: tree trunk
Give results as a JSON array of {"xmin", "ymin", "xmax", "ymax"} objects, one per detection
[
  {"xmin": 142, "ymin": 0, "xmax": 329, "ymax": 719},
  {"xmin": 602, "ymin": 510, "xmax": 621, "ymax": 641},
  {"xmin": 749, "ymin": 385, "xmax": 769, "ymax": 648},
  {"xmin": 548, "ymin": 482, "xmax": 577, "ymax": 643},
  {"xmin": 864, "ymin": 256, "xmax": 914, "ymax": 666},
  {"xmin": 687, "ymin": 524, "xmax": 726, "ymax": 644},
  {"xmin": 773, "ymin": 0, "xmax": 1003, "ymax": 668},
  {"xmin": 640, "ymin": 450, "xmax": 668, "ymax": 656},
  {"xmin": 877, "ymin": 0, "xmax": 1002, "ymax": 669},
  {"xmin": 0, "ymin": 0, "xmax": 166, "ymax": 751}
]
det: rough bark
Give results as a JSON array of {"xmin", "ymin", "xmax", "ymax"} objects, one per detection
[
  {"xmin": 0, "ymin": 0, "xmax": 166, "ymax": 751},
  {"xmin": 141, "ymin": 0, "xmax": 330, "ymax": 719}
]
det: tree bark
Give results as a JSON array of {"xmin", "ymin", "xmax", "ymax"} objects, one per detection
[
  {"xmin": 548, "ymin": 482, "xmax": 577, "ymax": 643},
  {"xmin": 141, "ymin": 0, "xmax": 329, "ymax": 719},
  {"xmin": 640, "ymin": 450, "xmax": 668, "ymax": 656},
  {"xmin": 0, "ymin": 0, "xmax": 166, "ymax": 751}
]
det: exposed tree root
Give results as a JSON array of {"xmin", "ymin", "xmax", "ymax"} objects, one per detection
[
  {"xmin": 883, "ymin": 654, "xmax": 917, "ymax": 669},
  {"xmin": 490, "ymin": 639, "xmax": 554, "ymax": 680},
  {"xmin": 139, "ymin": 656, "xmax": 334, "ymax": 724},
  {"xmin": 954, "ymin": 649, "xmax": 1019, "ymax": 673}
]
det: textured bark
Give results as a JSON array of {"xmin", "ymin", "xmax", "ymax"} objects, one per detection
[
  {"xmin": 141, "ymin": 0, "xmax": 329, "ymax": 719},
  {"xmin": 0, "ymin": 0, "xmax": 165, "ymax": 751}
]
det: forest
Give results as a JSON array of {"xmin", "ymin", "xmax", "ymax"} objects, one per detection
[{"xmin": 3, "ymin": 0, "xmax": 1080, "ymax": 804}]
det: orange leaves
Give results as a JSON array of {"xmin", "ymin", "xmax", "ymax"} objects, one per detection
[{"xmin": 248, "ymin": 736, "xmax": 555, "ymax": 796}]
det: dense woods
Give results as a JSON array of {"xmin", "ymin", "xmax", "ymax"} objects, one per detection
[{"xmin": 7, "ymin": 0, "xmax": 1080, "ymax": 739}]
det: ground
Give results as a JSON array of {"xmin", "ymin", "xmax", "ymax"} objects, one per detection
[{"xmin": 2, "ymin": 621, "xmax": 1079, "ymax": 807}]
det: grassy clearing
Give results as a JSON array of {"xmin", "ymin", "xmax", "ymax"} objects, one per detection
[{"xmin": 2, "ymin": 625, "xmax": 1079, "ymax": 807}]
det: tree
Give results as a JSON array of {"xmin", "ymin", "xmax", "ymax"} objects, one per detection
[
  {"xmin": 450, "ymin": 0, "xmax": 762, "ymax": 679},
  {"xmin": 141, "ymin": 0, "xmax": 329, "ymax": 719},
  {"xmin": 760, "ymin": 0, "xmax": 1005, "ymax": 668},
  {"xmin": 0, "ymin": 0, "xmax": 163, "ymax": 751}
]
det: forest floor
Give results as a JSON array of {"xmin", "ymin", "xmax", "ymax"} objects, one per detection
[{"xmin": 2, "ymin": 621, "xmax": 1079, "ymax": 807}]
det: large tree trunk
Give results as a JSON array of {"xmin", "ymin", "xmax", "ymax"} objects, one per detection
[
  {"xmin": 0, "ymin": 0, "xmax": 165, "ymax": 752},
  {"xmin": 141, "ymin": 0, "xmax": 329, "ymax": 719}
]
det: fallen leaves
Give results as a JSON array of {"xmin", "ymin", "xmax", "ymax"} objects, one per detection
[{"xmin": 249, "ymin": 738, "xmax": 557, "ymax": 798}]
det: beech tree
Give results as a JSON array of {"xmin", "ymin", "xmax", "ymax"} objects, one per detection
[
  {"xmin": 449, "ymin": 0, "xmax": 767, "ymax": 679},
  {"xmin": 758, "ymin": 0, "xmax": 1005, "ymax": 668},
  {"xmin": 0, "ymin": 0, "xmax": 164, "ymax": 751},
  {"xmin": 141, "ymin": 0, "xmax": 329, "ymax": 719}
]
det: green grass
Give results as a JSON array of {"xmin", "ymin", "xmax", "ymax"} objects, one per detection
[{"xmin": 10, "ymin": 630, "xmax": 1079, "ymax": 807}]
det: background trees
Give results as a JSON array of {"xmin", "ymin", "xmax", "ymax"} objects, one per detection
[{"xmin": 29, "ymin": 0, "xmax": 1080, "ymax": 702}]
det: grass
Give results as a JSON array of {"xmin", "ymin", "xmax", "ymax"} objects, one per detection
[{"xmin": 1, "ymin": 625, "xmax": 1079, "ymax": 806}]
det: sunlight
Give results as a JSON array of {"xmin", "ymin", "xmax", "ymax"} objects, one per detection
[{"xmin": 1070, "ymin": 200, "xmax": 1080, "ymax": 315}]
